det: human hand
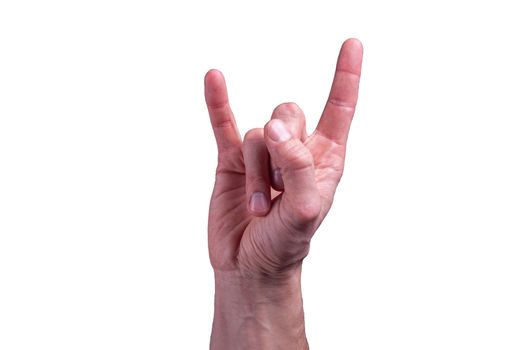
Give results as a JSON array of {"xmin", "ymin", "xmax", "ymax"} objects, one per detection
[{"xmin": 205, "ymin": 39, "xmax": 363, "ymax": 349}]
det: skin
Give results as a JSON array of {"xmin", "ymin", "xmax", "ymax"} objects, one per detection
[{"xmin": 205, "ymin": 38, "xmax": 363, "ymax": 350}]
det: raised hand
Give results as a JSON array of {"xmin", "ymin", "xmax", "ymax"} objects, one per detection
[
  {"xmin": 206, "ymin": 38, "xmax": 363, "ymax": 349},
  {"xmin": 205, "ymin": 39, "xmax": 363, "ymax": 278}
]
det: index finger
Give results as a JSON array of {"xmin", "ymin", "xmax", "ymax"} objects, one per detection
[
  {"xmin": 314, "ymin": 38, "xmax": 363, "ymax": 145},
  {"xmin": 204, "ymin": 69, "xmax": 242, "ymax": 152}
]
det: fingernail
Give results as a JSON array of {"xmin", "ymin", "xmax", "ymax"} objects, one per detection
[
  {"xmin": 268, "ymin": 120, "xmax": 292, "ymax": 142},
  {"xmin": 249, "ymin": 192, "xmax": 269, "ymax": 214}
]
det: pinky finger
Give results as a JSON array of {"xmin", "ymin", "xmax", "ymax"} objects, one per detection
[{"xmin": 204, "ymin": 69, "xmax": 242, "ymax": 152}]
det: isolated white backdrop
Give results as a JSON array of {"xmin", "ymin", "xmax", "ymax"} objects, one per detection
[{"xmin": 1, "ymin": 1, "xmax": 525, "ymax": 349}]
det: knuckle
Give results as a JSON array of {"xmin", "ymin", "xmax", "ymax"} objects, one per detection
[
  {"xmin": 243, "ymin": 128, "xmax": 264, "ymax": 143},
  {"xmin": 215, "ymin": 148, "xmax": 244, "ymax": 175},
  {"xmin": 281, "ymin": 142, "xmax": 313, "ymax": 170},
  {"xmin": 245, "ymin": 176, "xmax": 267, "ymax": 190},
  {"xmin": 292, "ymin": 196, "xmax": 321, "ymax": 224},
  {"xmin": 273, "ymin": 102, "xmax": 301, "ymax": 116}
]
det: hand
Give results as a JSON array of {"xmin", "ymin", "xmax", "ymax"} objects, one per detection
[
  {"xmin": 205, "ymin": 39, "xmax": 363, "ymax": 349},
  {"xmin": 206, "ymin": 38, "xmax": 363, "ymax": 278}
]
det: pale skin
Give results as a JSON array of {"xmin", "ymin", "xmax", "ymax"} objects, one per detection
[{"xmin": 205, "ymin": 38, "xmax": 363, "ymax": 349}]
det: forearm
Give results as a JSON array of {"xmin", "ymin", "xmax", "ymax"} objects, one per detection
[{"xmin": 210, "ymin": 267, "xmax": 309, "ymax": 350}]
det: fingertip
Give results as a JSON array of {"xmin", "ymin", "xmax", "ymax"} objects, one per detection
[
  {"xmin": 205, "ymin": 69, "xmax": 224, "ymax": 84},
  {"xmin": 204, "ymin": 69, "xmax": 224, "ymax": 93},
  {"xmin": 342, "ymin": 38, "xmax": 363, "ymax": 51},
  {"xmin": 336, "ymin": 38, "xmax": 363, "ymax": 77},
  {"xmin": 205, "ymin": 69, "xmax": 229, "ymax": 108}
]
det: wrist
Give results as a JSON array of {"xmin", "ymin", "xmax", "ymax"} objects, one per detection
[{"xmin": 210, "ymin": 267, "xmax": 308, "ymax": 350}]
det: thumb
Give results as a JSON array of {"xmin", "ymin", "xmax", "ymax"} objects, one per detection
[{"xmin": 264, "ymin": 119, "xmax": 321, "ymax": 229}]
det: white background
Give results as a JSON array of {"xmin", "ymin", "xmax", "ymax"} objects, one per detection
[{"xmin": 1, "ymin": 1, "xmax": 525, "ymax": 349}]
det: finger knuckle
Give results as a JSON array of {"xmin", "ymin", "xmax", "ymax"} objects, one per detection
[
  {"xmin": 245, "ymin": 176, "xmax": 267, "ymax": 190},
  {"xmin": 243, "ymin": 128, "xmax": 264, "ymax": 143},
  {"xmin": 273, "ymin": 102, "xmax": 301, "ymax": 116},
  {"xmin": 292, "ymin": 196, "xmax": 321, "ymax": 224},
  {"xmin": 282, "ymin": 142, "xmax": 313, "ymax": 170}
]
